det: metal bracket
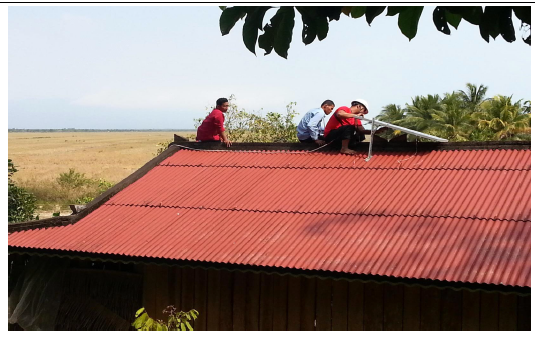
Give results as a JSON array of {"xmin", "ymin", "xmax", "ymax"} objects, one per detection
[{"xmin": 365, "ymin": 118, "xmax": 376, "ymax": 162}]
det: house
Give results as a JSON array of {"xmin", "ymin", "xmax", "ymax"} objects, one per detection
[{"xmin": 8, "ymin": 137, "xmax": 531, "ymax": 331}]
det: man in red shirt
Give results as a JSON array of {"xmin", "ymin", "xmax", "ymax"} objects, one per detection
[
  {"xmin": 323, "ymin": 99, "xmax": 369, "ymax": 154},
  {"xmin": 196, "ymin": 98, "xmax": 232, "ymax": 147}
]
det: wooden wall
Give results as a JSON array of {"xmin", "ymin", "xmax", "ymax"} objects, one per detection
[{"xmin": 141, "ymin": 265, "xmax": 531, "ymax": 331}]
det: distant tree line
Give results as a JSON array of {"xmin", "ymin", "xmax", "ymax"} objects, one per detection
[{"xmin": 376, "ymin": 83, "xmax": 531, "ymax": 142}]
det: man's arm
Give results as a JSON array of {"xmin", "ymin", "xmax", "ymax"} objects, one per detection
[
  {"xmin": 335, "ymin": 110, "xmax": 356, "ymax": 119},
  {"xmin": 220, "ymin": 130, "xmax": 232, "ymax": 147},
  {"xmin": 214, "ymin": 112, "xmax": 232, "ymax": 147},
  {"xmin": 306, "ymin": 111, "xmax": 324, "ymax": 141}
]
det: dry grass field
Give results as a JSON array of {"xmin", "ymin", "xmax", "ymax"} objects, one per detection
[{"xmin": 9, "ymin": 131, "xmax": 193, "ymax": 214}]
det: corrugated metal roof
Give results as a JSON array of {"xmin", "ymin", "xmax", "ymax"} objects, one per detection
[{"xmin": 8, "ymin": 148, "xmax": 531, "ymax": 287}]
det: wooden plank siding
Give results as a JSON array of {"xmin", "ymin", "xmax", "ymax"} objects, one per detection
[
  {"xmin": 141, "ymin": 265, "xmax": 530, "ymax": 331},
  {"xmin": 272, "ymin": 274, "xmax": 288, "ymax": 331}
]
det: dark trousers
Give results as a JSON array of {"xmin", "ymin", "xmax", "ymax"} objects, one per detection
[
  {"xmin": 299, "ymin": 135, "xmax": 324, "ymax": 143},
  {"xmin": 197, "ymin": 139, "xmax": 219, "ymax": 142},
  {"xmin": 325, "ymin": 125, "xmax": 364, "ymax": 148}
]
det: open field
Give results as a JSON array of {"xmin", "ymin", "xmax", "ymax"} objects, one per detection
[{"xmin": 9, "ymin": 131, "xmax": 193, "ymax": 214}]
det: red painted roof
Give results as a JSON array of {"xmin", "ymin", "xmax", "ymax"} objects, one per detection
[{"xmin": 9, "ymin": 148, "xmax": 531, "ymax": 287}]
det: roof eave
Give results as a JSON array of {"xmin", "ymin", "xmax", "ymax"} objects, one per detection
[{"xmin": 8, "ymin": 246, "xmax": 531, "ymax": 295}]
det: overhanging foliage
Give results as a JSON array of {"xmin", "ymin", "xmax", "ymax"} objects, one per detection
[{"xmin": 219, "ymin": 6, "xmax": 531, "ymax": 58}]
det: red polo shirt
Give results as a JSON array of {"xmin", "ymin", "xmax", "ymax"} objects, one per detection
[
  {"xmin": 324, "ymin": 106, "xmax": 362, "ymax": 137},
  {"xmin": 196, "ymin": 108, "xmax": 226, "ymax": 141}
]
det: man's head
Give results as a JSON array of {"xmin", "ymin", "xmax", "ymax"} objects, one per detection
[
  {"xmin": 351, "ymin": 99, "xmax": 369, "ymax": 115},
  {"xmin": 216, "ymin": 98, "xmax": 229, "ymax": 112},
  {"xmin": 320, "ymin": 99, "xmax": 335, "ymax": 115}
]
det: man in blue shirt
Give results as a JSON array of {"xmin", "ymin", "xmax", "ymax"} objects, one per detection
[{"xmin": 296, "ymin": 100, "xmax": 335, "ymax": 145}]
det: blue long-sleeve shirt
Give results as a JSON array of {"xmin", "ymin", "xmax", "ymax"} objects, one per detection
[{"xmin": 296, "ymin": 108, "xmax": 326, "ymax": 141}]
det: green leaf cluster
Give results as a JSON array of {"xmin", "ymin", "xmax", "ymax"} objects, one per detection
[
  {"xmin": 219, "ymin": 6, "xmax": 531, "ymax": 58},
  {"xmin": 211, "ymin": 95, "xmax": 299, "ymax": 143},
  {"xmin": 154, "ymin": 139, "xmax": 174, "ymax": 156},
  {"xmin": 376, "ymin": 83, "xmax": 531, "ymax": 142},
  {"xmin": 54, "ymin": 169, "xmax": 115, "ymax": 205},
  {"xmin": 132, "ymin": 306, "xmax": 198, "ymax": 331},
  {"xmin": 8, "ymin": 159, "xmax": 38, "ymax": 223}
]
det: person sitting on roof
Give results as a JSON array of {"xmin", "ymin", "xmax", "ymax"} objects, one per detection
[
  {"xmin": 296, "ymin": 100, "xmax": 335, "ymax": 146},
  {"xmin": 196, "ymin": 97, "xmax": 232, "ymax": 147},
  {"xmin": 323, "ymin": 99, "xmax": 369, "ymax": 155}
]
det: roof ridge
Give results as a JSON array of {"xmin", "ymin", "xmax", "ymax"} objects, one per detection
[
  {"xmin": 102, "ymin": 203, "xmax": 530, "ymax": 222},
  {"xmin": 157, "ymin": 164, "xmax": 531, "ymax": 171},
  {"xmin": 170, "ymin": 140, "xmax": 531, "ymax": 153}
]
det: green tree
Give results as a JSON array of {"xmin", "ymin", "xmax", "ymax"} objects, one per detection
[
  {"xmin": 219, "ymin": 6, "xmax": 531, "ymax": 58},
  {"xmin": 430, "ymin": 92, "xmax": 473, "ymax": 141},
  {"xmin": 401, "ymin": 94, "xmax": 443, "ymax": 140},
  {"xmin": 375, "ymin": 104, "xmax": 406, "ymax": 140},
  {"xmin": 375, "ymin": 85, "xmax": 530, "ymax": 142},
  {"xmin": 521, "ymin": 100, "xmax": 531, "ymax": 115},
  {"xmin": 8, "ymin": 159, "xmax": 37, "ymax": 223},
  {"xmin": 458, "ymin": 83, "xmax": 489, "ymax": 113},
  {"xmin": 474, "ymin": 95, "xmax": 531, "ymax": 140},
  {"xmin": 193, "ymin": 95, "xmax": 299, "ymax": 143}
]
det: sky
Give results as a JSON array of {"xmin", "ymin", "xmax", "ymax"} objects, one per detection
[{"xmin": 7, "ymin": 5, "xmax": 532, "ymax": 129}]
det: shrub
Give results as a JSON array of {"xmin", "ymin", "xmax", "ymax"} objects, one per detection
[
  {"xmin": 133, "ymin": 306, "xmax": 198, "ymax": 331},
  {"xmin": 57, "ymin": 168, "xmax": 92, "ymax": 188},
  {"xmin": 8, "ymin": 159, "xmax": 37, "ymax": 223},
  {"xmin": 154, "ymin": 140, "xmax": 173, "ymax": 156},
  {"xmin": 192, "ymin": 95, "xmax": 299, "ymax": 143}
]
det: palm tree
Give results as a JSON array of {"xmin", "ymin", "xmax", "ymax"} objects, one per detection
[
  {"xmin": 375, "ymin": 104, "xmax": 406, "ymax": 140},
  {"xmin": 458, "ymin": 83, "xmax": 489, "ymax": 113},
  {"xmin": 401, "ymin": 94, "xmax": 442, "ymax": 140},
  {"xmin": 429, "ymin": 92, "xmax": 473, "ymax": 141},
  {"xmin": 474, "ymin": 95, "xmax": 531, "ymax": 140}
]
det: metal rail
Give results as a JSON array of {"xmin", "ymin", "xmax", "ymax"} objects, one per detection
[{"xmin": 356, "ymin": 116, "xmax": 448, "ymax": 161}]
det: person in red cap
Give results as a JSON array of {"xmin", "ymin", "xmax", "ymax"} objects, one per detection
[
  {"xmin": 196, "ymin": 98, "xmax": 232, "ymax": 147},
  {"xmin": 323, "ymin": 99, "xmax": 369, "ymax": 155}
]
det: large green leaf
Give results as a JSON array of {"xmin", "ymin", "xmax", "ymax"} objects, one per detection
[
  {"xmin": 444, "ymin": 6, "xmax": 483, "ymax": 25},
  {"xmin": 386, "ymin": 6, "xmax": 406, "ymax": 16},
  {"xmin": 512, "ymin": 6, "xmax": 530, "ymax": 25},
  {"xmin": 480, "ymin": 6, "xmax": 501, "ymax": 42},
  {"xmin": 296, "ymin": 7, "xmax": 317, "ymax": 45},
  {"xmin": 273, "ymin": 7, "xmax": 295, "ymax": 58},
  {"xmin": 433, "ymin": 7, "xmax": 451, "ymax": 35},
  {"xmin": 243, "ymin": 7, "xmax": 271, "ymax": 54},
  {"xmin": 316, "ymin": 16, "xmax": 329, "ymax": 41},
  {"xmin": 258, "ymin": 7, "xmax": 295, "ymax": 58},
  {"xmin": 322, "ymin": 7, "xmax": 342, "ymax": 21},
  {"xmin": 144, "ymin": 318, "xmax": 154, "ymax": 331},
  {"xmin": 350, "ymin": 6, "xmax": 366, "ymax": 18},
  {"xmin": 498, "ymin": 7, "xmax": 515, "ymax": 43},
  {"xmin": 365, "ymin": 6, "xmax": 386, "ymax": 25},
  {"xmin": 258, "ymin": 22, "xmax": 275, "ymax": 55},
  {"xmin": 132, "ymin": 312, "xmax": 148, "ymax": 329},
  {"xmin": 445, "ymin": 10, "xmax": 462, "ymax": 29},
  {"xmin": 135, "ymin": 307, "xmax": 145, "ymax": 317},
  {"xmin": 220, "ymin": 6, "xmax": 247, "ymax": 35},
  {"xmin": 398, "ymin": 6, "xmax": 423, "ymax": 40},
  {"xmin": 185, "ymin": 321, "xmax": 193, "ymax": 331}
]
